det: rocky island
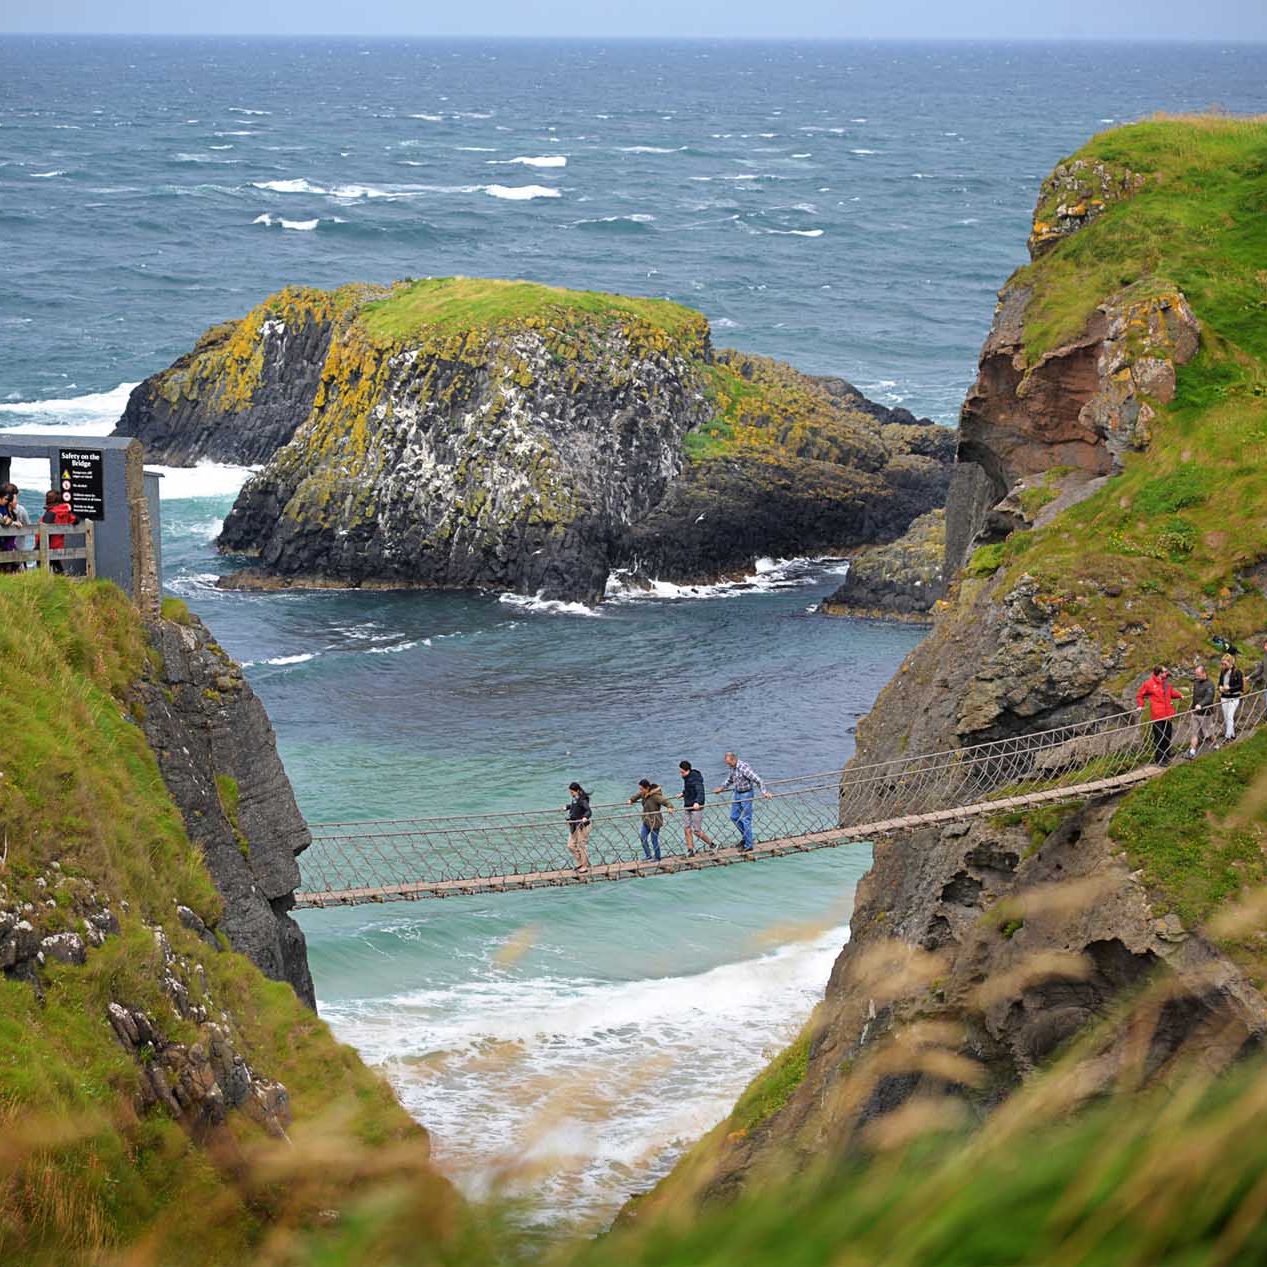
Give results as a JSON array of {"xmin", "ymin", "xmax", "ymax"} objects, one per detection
[{"xmin": 115, "ymin": 279, "xmax": 954, "ymax": 602}]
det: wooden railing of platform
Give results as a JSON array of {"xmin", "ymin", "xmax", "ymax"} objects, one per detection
[{"xmin": 0, "ymin": 521, "xmax": 96, "ymax": 578}]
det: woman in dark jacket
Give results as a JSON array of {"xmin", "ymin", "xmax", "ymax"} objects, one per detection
[{"xmin": 565, "ymin": 782, "xmax": 592, "ymax": 873}]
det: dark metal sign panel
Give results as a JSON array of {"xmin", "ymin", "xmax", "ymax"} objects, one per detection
[{"xmin": 57, "ymin": 448, "xmax": 106, "ymax": 520}]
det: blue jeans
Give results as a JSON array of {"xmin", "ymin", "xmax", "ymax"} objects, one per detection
[
  {"xmin": 640, "ymin": 823, "xmax": 661, "ymax": 861},
  {"xmin": 730, "ymin": 790, "xmax": 755, "ymax": 850}
]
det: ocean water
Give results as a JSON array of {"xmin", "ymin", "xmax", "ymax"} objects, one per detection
[{"xmin": 3, "ymin": 36, "xmax": 1266, "ymax": 1227}]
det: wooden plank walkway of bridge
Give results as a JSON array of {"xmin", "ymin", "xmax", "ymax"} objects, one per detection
[{"xmin": 293, "ymin": 765, "xmax": 1159, "ymax": 909}]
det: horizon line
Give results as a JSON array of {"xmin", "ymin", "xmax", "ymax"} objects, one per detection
[{"xmin": 2, "ymin": 32, "xmax": 1266, "ymax": 44}]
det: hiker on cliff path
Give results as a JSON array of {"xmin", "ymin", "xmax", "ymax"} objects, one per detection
[
  {"xmin": 628, "ymin": 779, "xmax": 674, "ymax": 862},
  {"xmin": 1185, "ymin": 665, "xmax": 1216, "ymax": 759},
  {"xmin": 1136, "ymin": 666, "xmax": 1182, "ymax": 766},
  {"xmin": 677, "ymin": 760, "xmax": 716, "ymax": 855},
  {"xmin": 40, "ymin": 490, "xmax": 79, "ymax": 576},
  {"xmin": 1217, "ymin": 654, "xmax": 1244, "ymax": 743},
  {"xmin": 564, "ymin": 782, "xmax": 592, "ymax": 873},
  {"xmin": 0, "ymin": 484, "xmax": 30, "ymax": 573},
  {"xmin": 714, "ymin": 752, "xmax": 774, "ymax": 851}
]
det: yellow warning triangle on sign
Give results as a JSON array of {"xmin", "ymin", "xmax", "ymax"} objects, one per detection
[{"xmin": 62, "ymin": 470, "xmax": 69, "ymax": 481}]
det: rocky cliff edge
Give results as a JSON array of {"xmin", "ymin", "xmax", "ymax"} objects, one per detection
[{"xmin": 642, "ymin": 116, "xmax": 1267, "ymax": 1209}]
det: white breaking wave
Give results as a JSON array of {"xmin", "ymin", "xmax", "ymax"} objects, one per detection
[
  {"xmin": 617, "ymin": 145, "xmax": 682, "ymax": 154},
  {"xmin": 483, "ymin": 184, "xmax": 561, "ymax": 201},
  {"xmin": 241, "ymin": 652, "xmax": 318, "ymax": 669},
  {"xmin": 252, "ymin": 213, "xmax": 319, "ymax": 231},
  {"xmin": 766, "ymin": 228, "xmax": 824, "ymax": 237},
  {"xmin": 0, "ymin": 382, "xmax": 135, "ymax": 420},
  {"xmin": 320, "ymin": 921, "xmax": 851, "ymax": 1222},
  {"xmin": 571, "ymin": 213, "xmax": 655, "ymax": 226},
  {"xmin": 605, "ymin": 556, "xmax": 849, "ymax": 603},
  {"xmin": 364, "ymin": 640, "xmax": 421, "ymax": 655},
  {"xmin": 851, "ymin": 148, "xmax": 880, "ymax": 155},
  {"xmin": 409, "ymin": 113, "xmax": 444, "ymax": 121},
  {"xmin": 0, "ymin": 384, "xmax": 254, "ymax": 501},
  {"xmin": 31, "ymin": 169, "xmax": 66, "ymax": 178},
  {"xmin": 252, "ymin": 177, "xmax": 323, "ymax": 193},
  {"xmin": 498, "ymin": 592, "xmax": 601, "ymax": 617},
  {"xmin": 229, "ymin": 107, "xmax": 270, "ymax": 115},
  {"xmin": 251, "ymin": 177, "xmax": 557, "ymax": 201},
  {"xmin": 488, "ymin": 155, "xmax": 567, "ymax": 168}
]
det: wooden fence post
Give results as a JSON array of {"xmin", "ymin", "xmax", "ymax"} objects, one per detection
[
  {"xmin": 36, "ymin": 524, "xmax": 49, "ymax": 573},
  {"xmin": 84, "ymin": 520, "xmax": 96, "ymax": 579}
]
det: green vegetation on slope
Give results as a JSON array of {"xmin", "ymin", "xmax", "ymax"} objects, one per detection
[
  {"xmin": 0, "ymin": 573, "xmax": 433, "ymax": 1265},
  {"xmin": 359, "ymin": 276, "xmax": 705, "ymax": 343},
  {"xmin": 977, "ymin": 117, "xmax": 1267, "ymax": 678},
  {"xmin": 1111, "ymin": 729, "xmax": 1267, "ymax": 932}
]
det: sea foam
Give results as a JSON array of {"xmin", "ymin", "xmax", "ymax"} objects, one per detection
[{"xmin": 488, "ymin": 155, "xmax": 568, "ymax": 168}]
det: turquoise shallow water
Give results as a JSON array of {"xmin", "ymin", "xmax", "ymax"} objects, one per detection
[{"xmin": 3, "ymin": 34, "xmax": 1266, "ymax": 1226}]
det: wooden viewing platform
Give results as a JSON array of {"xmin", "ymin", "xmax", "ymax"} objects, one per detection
[{"xmin": 294, "ymin": 766, "xmax": 1160, "ymax": 909}]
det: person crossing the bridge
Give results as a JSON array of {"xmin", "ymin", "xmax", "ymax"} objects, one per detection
[
  {"xmin": 1217, "ymin": 653, "xmax": 1245, "ymax": 744},
  {"xmin": 678, "ymin": 760, "xmax": 716, "ymax": 855},
  {"xmin": 565, "ymin": 782, "xmax": 592, "ymax": 873},
  {"xmin": 1135, "ymin": 665, "xmax": 1182, "ymax": 766},
  {"xmin": 714, "ymin": 752, "xmax": 774, "ymax": 851},
  {"xmin": 629, "ymin": 779, "xmax": 674, "ymax": 862}
]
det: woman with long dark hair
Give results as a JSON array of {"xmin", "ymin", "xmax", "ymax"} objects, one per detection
[{"xmin": 565, "ymin": 782, "xmax": 592, "ymax": 873}]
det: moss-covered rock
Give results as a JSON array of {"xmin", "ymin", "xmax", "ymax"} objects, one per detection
[{"xmin": 117, "ymin": 277, "xmax": 953, "ymax": 603}]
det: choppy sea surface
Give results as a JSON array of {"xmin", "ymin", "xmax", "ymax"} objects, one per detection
[{"xmin": 3, "ymin": 37, "xmax": 1265, "ymax": 1226}]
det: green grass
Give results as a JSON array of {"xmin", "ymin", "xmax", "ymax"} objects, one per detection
[
  {"xmin": 0, "ymin": 573, "xmax": 433, "ymax": 1264},
  {"xmin": 558, "ymin": 1057, "xmax": 1267, "ymax": 1267},
  {"xmin": 1110, "ymin": 729, "xmax": 1267, "ymax": 925},
  {"xmin": 977, "ymin": 117, "xmax": 1267, "ymax": 679},
  {"xmin": 359, "ymin": 276, "xmax": 704, "ymax": 342},
  {"xmin": 730, "ymin": 1028, "xmax": 813, "ymax": 1133}
]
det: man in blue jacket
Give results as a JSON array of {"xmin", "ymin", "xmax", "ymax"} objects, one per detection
[{"xmin": 678, "ymin": 760, "xmax": 717, "ymax": 855}]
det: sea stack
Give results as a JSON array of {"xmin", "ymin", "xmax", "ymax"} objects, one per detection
[{"xmin": 115, "ymin": 277, "xmax": 955, "ymax": 601}]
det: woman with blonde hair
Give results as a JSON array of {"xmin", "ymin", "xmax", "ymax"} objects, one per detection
[{"xmin": 1217, "ymin": 653, "xmax": 1244, "ymax": 745}]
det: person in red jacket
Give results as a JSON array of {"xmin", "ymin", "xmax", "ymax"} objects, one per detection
[
  {"xmin": 1135, "ymin": 665, "xmax": 1183, "ymax": 766},
  {"xmin": 40, "ymin": 490, "xmax": 79, "ymax": 575}
]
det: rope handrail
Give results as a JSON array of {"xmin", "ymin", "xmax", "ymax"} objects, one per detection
[
  {"xmin": 308, "ymin": 688, "xmax": 1267, "ymax": 831},
  {"xmin": 293, "ymin": 686, "xmax": 1265, "ymax": 906}
]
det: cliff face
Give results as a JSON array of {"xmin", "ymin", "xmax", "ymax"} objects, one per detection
[
  {"xmin": 138, "ymin": 606, "xmax": 315, "ymax": 1007},
  {"xmin": 116, "ymin": 287, "xmax": 361, "ymax": 467},
  {"xmin": 115, "ymin": 279, "xmax": 952, "ymax": 603},
  {"xmin": 0, "ymin": 575, "xmax": 434, "ymax": 1264},
  {"xmin": 657, "ymin": 117, "xmax": 1267, "ymax": 1206},
  {"xmin": 819, "ymin": 509, "xmax": 945, "ymax": 620}
]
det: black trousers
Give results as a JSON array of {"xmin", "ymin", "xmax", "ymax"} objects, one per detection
[{"xmin": 1150, "ymin": 718, "xmax": 1173, "ymax": 764}]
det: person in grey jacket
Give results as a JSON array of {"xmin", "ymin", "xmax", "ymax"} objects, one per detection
[{"xmin": 1186, "ymin": 664, "xmax": 1216, "ymax": 759}]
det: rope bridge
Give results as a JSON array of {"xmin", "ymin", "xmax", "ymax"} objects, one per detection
[{"xmin": 294, "ymin": 689, "xmax": 1267, "ymax": 909}]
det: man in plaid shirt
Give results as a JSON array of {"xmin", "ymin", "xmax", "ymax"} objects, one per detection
[{"xmin": 714, "ymin": 752, "xmax": 774, "ymax": 851}]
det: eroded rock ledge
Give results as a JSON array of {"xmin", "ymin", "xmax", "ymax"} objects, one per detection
[{"xmin": 138, "ymin": 608, "xmax": 315, "ymax": 1007}]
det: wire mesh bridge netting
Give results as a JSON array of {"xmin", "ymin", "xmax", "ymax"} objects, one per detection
[{"xmin": 294, "ymin": 689, "xmax": 1266, "ymax": 907}]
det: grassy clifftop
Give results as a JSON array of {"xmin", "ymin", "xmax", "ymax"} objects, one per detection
[
  {"xmin": 0, "ymin": 575, "xmax": 440, "ymax": 1264},
  {"xmin": 146, "ymin": 274, "xmax": 910, "ymax": 471},
  {"xmin": 970, "ymin": 115, "xmax": 1267, "ymax": 678}
]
